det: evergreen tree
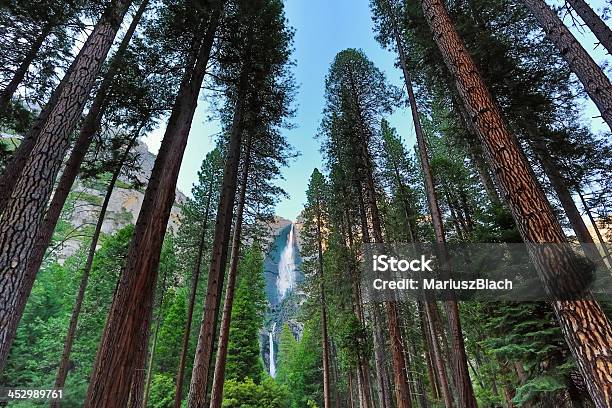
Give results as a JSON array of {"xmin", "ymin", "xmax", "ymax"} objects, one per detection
[{"xmin": 225, "ymin": 243, "xmax": 267, "ymax": 383}]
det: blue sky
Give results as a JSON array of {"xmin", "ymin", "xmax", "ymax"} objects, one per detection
[{"xmin": 143, "ymin": 0, "xmax": 610, "ymax": 221}]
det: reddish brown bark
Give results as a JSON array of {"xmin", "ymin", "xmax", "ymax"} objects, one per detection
[
  {"xmin": 84, "ymin": 5, "xmax": 222, "ymax": 406},
  {"xmin": 348, "ymin": 61, "xmax": 413, "ymax": 408},
  {"xmin": 384, "ymin": 1, "xmax": 477, "ymax": 405},
  {"xmin": 50, "ymin": 130, "xmax": 140, "ymax": 408},
  {"xmin": 521, "ymin": 0, "xmax": 612, "ymax": 131},
  {"xmin": 208, "ymin": 135, "xmax": 252, "ymax": 408},
  {"xmin": 0, "ymin": 0, "xmax": 134, "ymax": 371},
  {"xmin": 421, "ymin": 0, "xmax": 612, "ymax": 405},
  {"xmin": 173, "ymin": 178, "xmax": 215, "ymax": 408},
  {"xmin": 187, "ymin": 91, "xmax": 246, "ymax": 408}
]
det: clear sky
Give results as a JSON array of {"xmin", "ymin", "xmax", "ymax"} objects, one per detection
[{"xmin": 143, "ymin": 0, "xmax": 610, "ymax": 222}]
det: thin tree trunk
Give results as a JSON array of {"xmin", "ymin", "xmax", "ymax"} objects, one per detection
[
  {"xmin": 578, "ymin": 189, "xmax": 612, "ymax": 266},
  {"xmin": 84, "ymin": 5, "xmax": 222, "ymax": 406},
  {"xmin": 349, "ymin": 371, "xmax": 356, "ymax": 408},
  {"xmin": 0, "ymin": 0, "xmax": 134, "ymax": 371},
  {"xmin": 348, "ymin": 63, "xmax": 413, "ymax": 408},
  {"xmin": 50, "ymin": 130, "xmax": 140, "ymax": 408},
  {"xmin": 419, "ymin": 302, "xmax": 440, "ymax": 402},
  {"xmin": 530, "ymin": 139, "xmax": 597, "ymax": 248},
  {"xmin": 566, "ymin": 0, "xmax": 612, "ymax": 55},
  {"xmin": 142, "ymin": 265, "xmax": 171, "ymax": 408},
  {"xmin": 187, "ymin": 87, "xmax": 247, "ymax": 408},
  {"xmin": 355, "ymin": 183, "xmax": 391, "ymax": 408},
  {"xmin": 423, "ymin": 301, "xmax": 454, "ymax": 408},
  {"xmin": 173, "ymin": 184, "xmax": 214, "ymax": 408},
  {"xmin": 0, "ymin": 23, "xmax": 53, "ymax": 112},
  {"xmin": 343, "ymin": 195, "xmax": 374, "ymax": 408},
  {"xmin": 316, "ymin": 194, "xmax": 333, "ymax": 408},
  {"xmin": 521, "ymin": 0, "xmax": 612, "ymax": 131},
  {"xmin": 421, "ymin": 0, "xmax": 612, "ymax": 405},
  {"xmin": 208, "ymin": 134, "xmax": 252, "ymax": 408},
  {"xmin": 386, "ymin": 1, "xmax": 477, "ymax": 405},
  {"xmin": 32, "ymin": 0, "xmax": 148, "ymax": 250}
]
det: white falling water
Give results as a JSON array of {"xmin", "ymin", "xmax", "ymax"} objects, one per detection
[
  {"xmin": 269, "ymin": 322, "xmax": 277, "ymax": 377},
  {"xmin": 276, "ymin": 224, "xmax": 297, "ymax": 301}
]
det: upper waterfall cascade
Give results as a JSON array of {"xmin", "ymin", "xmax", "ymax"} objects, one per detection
[{"xmin": 276, "ymin": 223, "xmax": 298, "ymax": 301}]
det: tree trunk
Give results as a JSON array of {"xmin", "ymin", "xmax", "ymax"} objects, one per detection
[
  {"xmin": 530, "ymin": 139, "xmax": 602, "ymax": 265},
  {"xmin": 25, "ymin": 0, "xmax": 148, "ymax": 277},
  {"xmin": 421, "ymin": 0, "xmax": 612, "ymax": 405},
  {"xmin": 0, "ymin": 0, "xmax": 147, "ymax": 213},
  {"xmin": 173, "ymin": 182, "xmax": 214, "ymax": 408},
  {"xmin": 19, "ymin": 4, "xmax": 150, "ymax": 382},
  {"xmin": 315, "ymin": 195, "xmax": 333, "ymax": 408},
  {"xmin": 208, "ymin": 134, "xmax": 252, "ymax": 408},
  {"xmin": 142, "ymin": 265, "xmax": 171, "ymax": 408},
  {"xmin": 423, "ymin": 302, "xmax": 454, "ymax": 408},
  {"xmin": 0, "ymin": 0, "xmax": 134, "ymax": 371},
  {"xmin": 187, "ymin": 88, "xmax": 247, "ymax": 408},
  {"xmin": 521, "ymin": 0, "xmax": 612, "ymax": 131},
  {"xmin": 0, "ymin": 23, "xmax": 53, "ymax": 112},
  {"xmin": 387, "ymin": 2, "xmax": 477, "ymax": 405},
  {"xmin": 348, "ymin": 63, "xmax": 413, "ymax": 408},
  {"xmin": 84, "ymin": 6, "xmax": 222, "ymax": 406},
  {"xmin": 344, "ymin": 195, "xmax": 374, "ymax": 408},
  {"xmin": 578, "ymin": 189, "xmax": 612, "ymax": 266},
  {"xmin": 566, "ymin": 0, "xmax": 612, "ymax": 55},
  {"xmin": 49, "ymin": 130, "xmax": 140, "ymax": 408},
  {"xmin": 355, "ymin": 183, "xmax": 391, "ymax": 408}
]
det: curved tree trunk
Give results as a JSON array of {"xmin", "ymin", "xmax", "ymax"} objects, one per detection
[
  {"xmin": 0, "ymin": 0, "xmax": 134, "ymax": 371},
  {"xmin": 84, "ymin": 5, "xmax": 222, "ymax": 406},
  {"xmin": 208, "ymin": 134, "xmax": 252, "ymax": 408},
  {"xmin": 521, "ymin": 0, "xmax": 612, "ymax": 131},
  {"xmin": 421, "ymin": 0, "xmax": 612, "ymax": 405},
  {"xmin": 565, "ymin": 0, "xmax": 612, "ymax": 55}
]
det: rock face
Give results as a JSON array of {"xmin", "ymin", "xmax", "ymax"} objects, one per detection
[
  {"xmin": 54, "ymin": 141, "xmax": 186, "ymax": 261},
  {"xmin": 259, "ymin": 217, "xmax": 305, "ymax": 377}
]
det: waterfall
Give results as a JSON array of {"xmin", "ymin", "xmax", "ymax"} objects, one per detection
[
  {"xmin": 269, "ymin": 322, "xmax": 276, "ymax": 377},
  {"xmin": 276, "ymin": 223, "xmax": 297, "ymax": 301}
]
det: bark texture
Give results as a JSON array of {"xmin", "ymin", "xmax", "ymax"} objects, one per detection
[
  {"xmin": 387, "ymin": 2, "xmax": 477, "ymax": 405},
  {"xmin": 522, "ymin": 0, "xmax": 612, "ymax": 131},
  {"xmin": 187, "ymin": 92, "xmax": 245, "ymax": 408},
  {"xmin": 566, "ymin": 0, "xmax": 612, "ymax": 55},
  {"xmin": 173, "ymin": 181, "xmax": 214, "ymax": 408},
  {"xmin": 84, "ymin": 6, "xmax": 221, "ymax": 406},
  {"xmin": 50, "ymin": 131, "xmax": 139, "ymax": 407},
  {"xmin": 208, "ymin": 135, "xmax": 252, "ymax": 408},
  {"xmin": 421, "ymin": 0, "xmax": 612, "ymax": 405},
  {"xmin": 0, "ymin": 0, "xmax": 133, "ymax": 371}
]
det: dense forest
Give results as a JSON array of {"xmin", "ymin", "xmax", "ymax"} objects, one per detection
[{"xmin": 0, "ymin": 0, "xmax": 611, "ymax": 407}]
